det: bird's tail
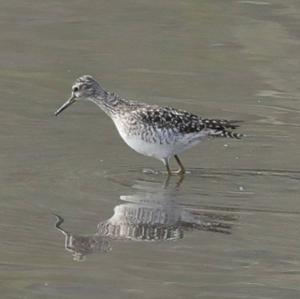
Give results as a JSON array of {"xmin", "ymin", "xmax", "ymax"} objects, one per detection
[
  {"xmin": 203, "ymin": 119, "xmax": 243, "ymax": 139},
  {"xmin": 214, "ymin": 130, "xmax": 243, "ymax": 139}
]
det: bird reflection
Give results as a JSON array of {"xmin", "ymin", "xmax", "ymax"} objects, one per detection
[
  {"xmin": 54, "ymin": 214, "xmax": 112, "ymax": 261},
  {"xmin": 54, "ymin": 177, "xmax": 236, "ymax": 261}
]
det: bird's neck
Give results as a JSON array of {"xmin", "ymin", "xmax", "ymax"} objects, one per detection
[{"xmin": 89, "ymin": 91, "xmax": 125, "ymax": 117}]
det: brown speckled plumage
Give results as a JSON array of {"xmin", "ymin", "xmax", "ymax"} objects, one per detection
[{"xmin": 55, "ymin": 75, "xmax": 243, "ymax": 175}]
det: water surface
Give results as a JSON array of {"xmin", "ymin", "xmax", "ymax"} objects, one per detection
[{"xmin": 0, "ymin": 0, "xmax": 299, "ymax": 298}]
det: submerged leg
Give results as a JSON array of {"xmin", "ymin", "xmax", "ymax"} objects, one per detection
[
  {"xmin": 174, "ymin": 155, "xmax": 186, "ymax": 175},
  {"xmin": 162, "ymin": 173, "xmax": 185, "ymax": 188}
]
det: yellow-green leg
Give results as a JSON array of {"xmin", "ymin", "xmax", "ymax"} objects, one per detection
[
  {"xmin": 162, "ymin": 158, "xmax": 172, "ymax": 176},
  {"xmin": 162, "ymin": 155, "xmax": 186, "ymax": 176},
  {"xmin": 174, "ymin": 155, "xmax": 186, "ymax": 175}
]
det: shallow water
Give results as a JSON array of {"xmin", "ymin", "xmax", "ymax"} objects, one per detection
[{"xmin": 0, "ymin": 0, "xmax": 300, "ymax": 298}]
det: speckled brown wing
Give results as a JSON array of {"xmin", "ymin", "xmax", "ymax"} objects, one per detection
[{"xmin": 136, "ymin": 106, "xmax": 242, "ymax": 138}]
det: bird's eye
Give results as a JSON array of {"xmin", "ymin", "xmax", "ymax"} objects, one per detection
[{"xmin": 73, "ymin": 87, "xmax": 79, "ymax": 93}]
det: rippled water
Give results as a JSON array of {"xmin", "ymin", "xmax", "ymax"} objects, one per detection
[{"xmin": 0, "ymin": 0, "xmax": 300, "ymax": 298}]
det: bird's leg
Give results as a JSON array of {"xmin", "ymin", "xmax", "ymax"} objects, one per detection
[
  {"xmin": 162, "ymin": 156, "xmax": 185, "ymax": 176},
  {"xmin": 174, "ymin": 155, "xmax": 186, "ymax": 175},
  {"xmin": 162, "ymin": 158, "xmax": 172, "ymax": 176}
]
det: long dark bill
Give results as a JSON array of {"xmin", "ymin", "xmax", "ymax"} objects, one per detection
[{"xmin": 54, "ymin": 96, "xmax": 76, "ymax": 116}]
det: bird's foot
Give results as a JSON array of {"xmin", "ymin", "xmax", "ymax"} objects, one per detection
[
  {"xmin": 166, "ymin": 168, "xmax": 186, "ymax": 176},
  {"xmin": 173, "ymin": 168, "xmax": 186, "ymax": 176}
]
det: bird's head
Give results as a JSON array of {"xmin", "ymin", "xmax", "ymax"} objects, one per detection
[{"xmin": 55, "ymin": 75, "xmax": 104, "ymax": 116}]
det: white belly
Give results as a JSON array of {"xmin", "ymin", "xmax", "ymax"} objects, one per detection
[
  {"xmin": 122, "ymin": 134, "xmax": 175, "ymax": 159},
  {"xmin": 114, "ymin": 119, "xmax": 209, "ymax": 160}
]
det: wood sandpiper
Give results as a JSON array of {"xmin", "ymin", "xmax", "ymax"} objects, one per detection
[{"xmin": 55, "ymin": 75, "xmax": 242, "ymax": 175}]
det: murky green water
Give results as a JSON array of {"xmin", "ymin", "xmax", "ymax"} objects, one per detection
[{"xmin": 0, "ymin": 0, "xmax": 299, "ymax": 298}]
